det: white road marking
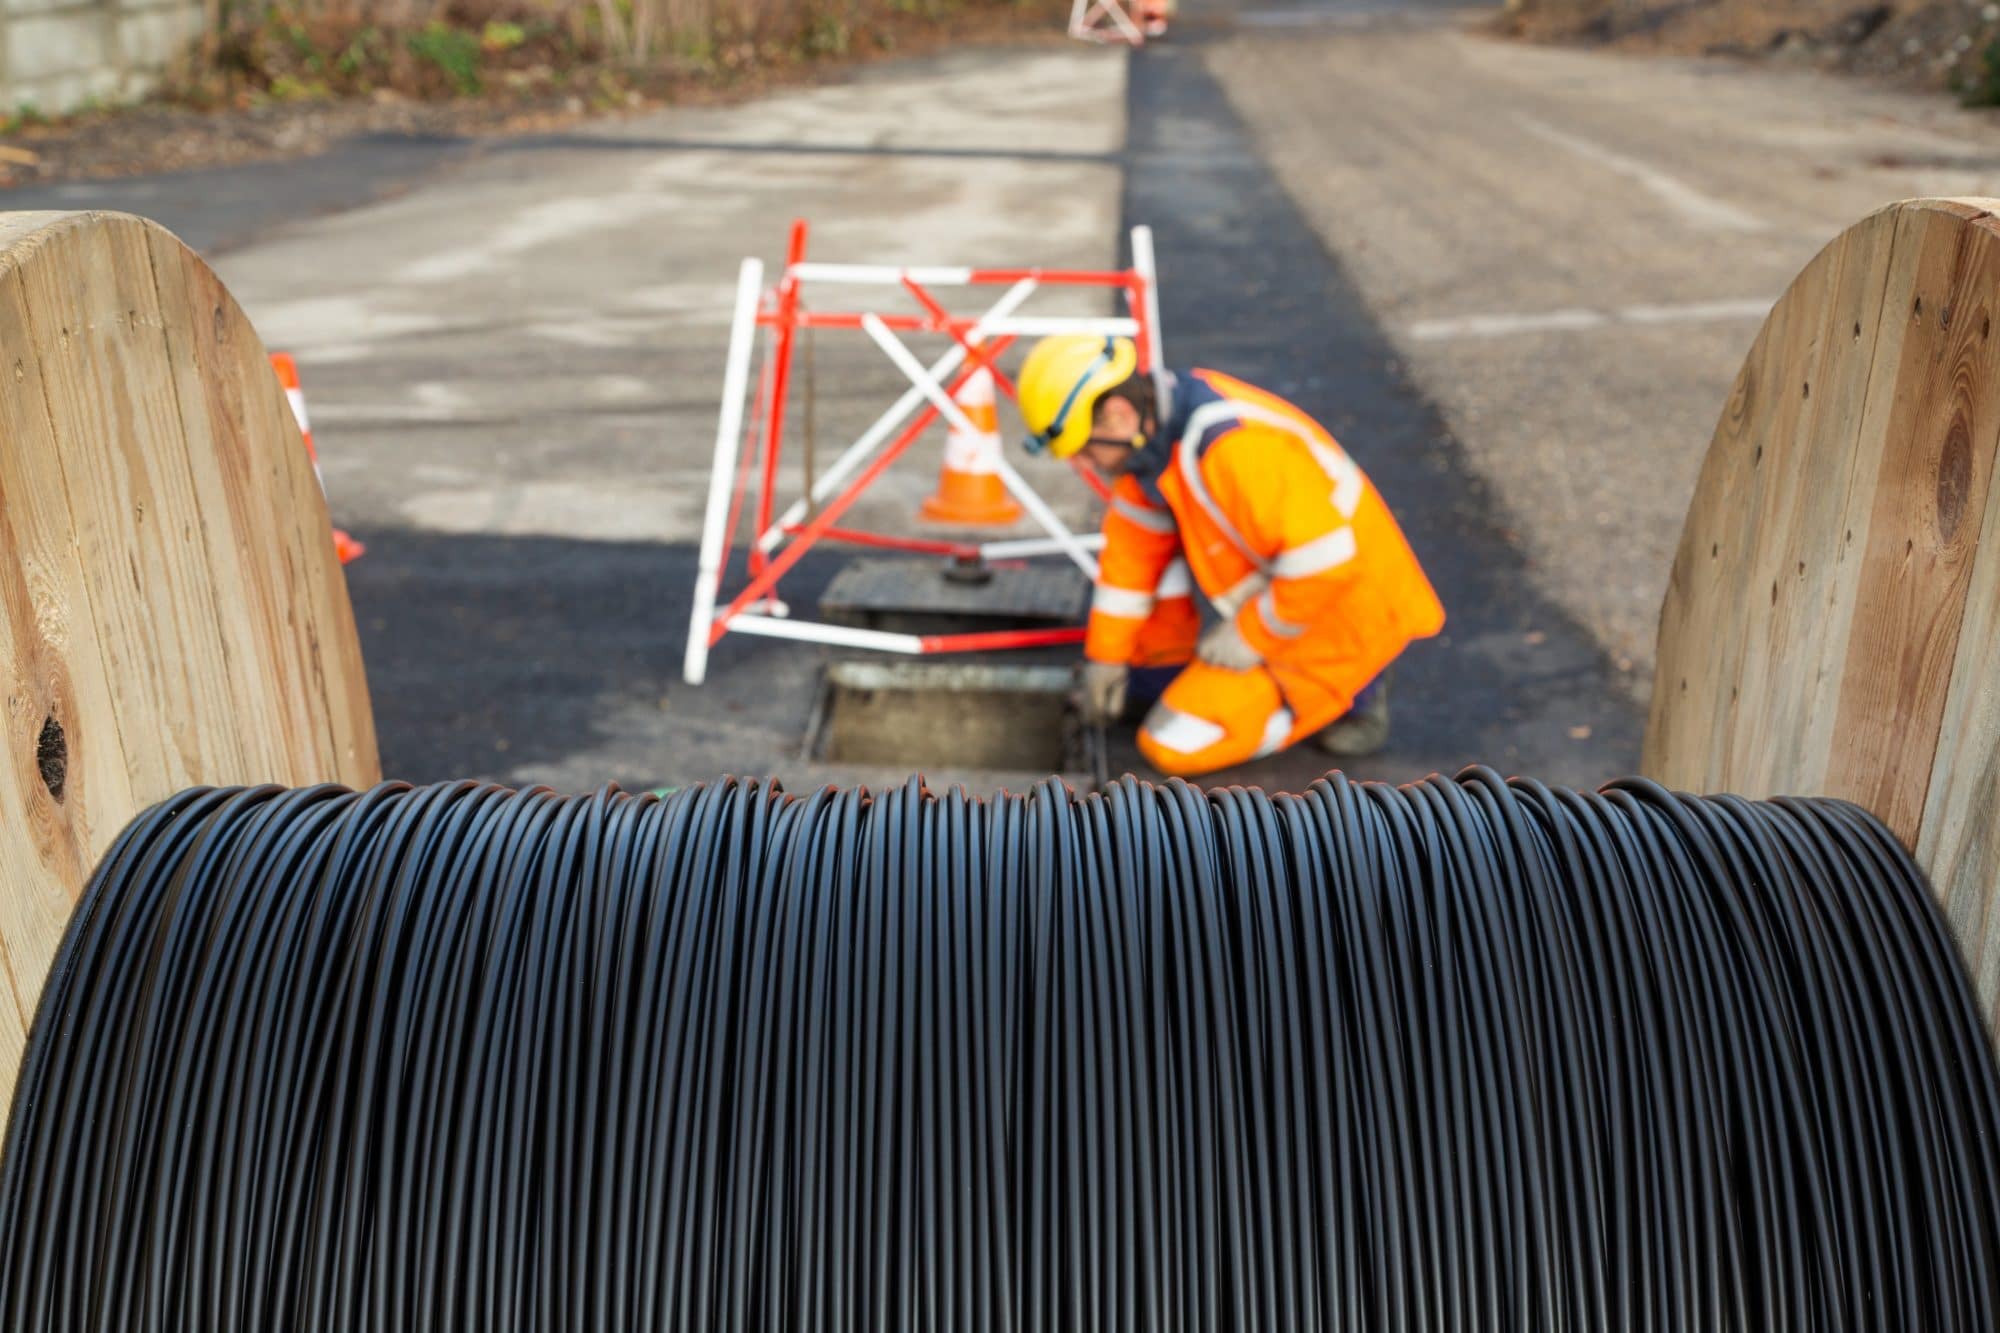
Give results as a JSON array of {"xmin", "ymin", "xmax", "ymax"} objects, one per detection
[
  {"xmin": 1620, "ymin": 297, "xmax": 1776, "ymax": 325},
  {"xmin": 1237, "ymin": 10, "xmax": 1377, "ymax": 28},
  {"xmin": 399, "ymin": 479, "xmax": 706, "ymax": 542},
  {"xmin": 1516, "ymin": 115, "xmax": 1769, "ymax": 233},
  {"xmin": 1408, "ymin": 308, "xmax": 1609, "ymax": 340},
  {"xmin": 1409, "ymin": 296, "xmax": 1772, "ymax": 342},
  {"xmin": 413, "ymin": 381, "xmax": 476, "ymax": 413}
]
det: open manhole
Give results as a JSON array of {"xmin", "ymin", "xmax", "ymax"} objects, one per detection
[{"xmin": 807, "ymin": 660, "xmax": 1105, "ymax": 786}]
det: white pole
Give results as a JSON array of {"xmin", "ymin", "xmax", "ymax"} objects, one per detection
[
  {"xmin": 758, "ymin": 278, "xmax": 1039, "ymax": 552},
  {"xmin": 979, "ymin": 532, "xmax": 1107, "ymax": 560},
  {"xmin": 728, "ymin": 614, "xmax": 926, "ymax": 654},
  {"xmin": 683, "ymin": 257, "xmax": 766, "ymax": 685},
  {"xmin": 983, "ymin": 316, "xmax": 1141, "ymax": 336},
  {"xmin": 992, "ymin": 459, "xmax": 1101, "ymax": 579},
  {"xmin": 1099, "ymin": 0, "xmax": 1144, "ymax": 44},
  {"xmin": 864, "ymin": 312, "xmax": 1103, "ymax": 581},
  {"xmin": 787, "ymin": 263, "xmax": 976, "ymax": 286},
  {"xmin": 862, "ymin": 313, "xmax": 986, "ymax": 436},
  {"xmin": 1132, "ymin": 224, "xmax": 1164, "ymax": 371}
]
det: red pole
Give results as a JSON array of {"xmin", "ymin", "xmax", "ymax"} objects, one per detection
[
  {"xmin": 772, "ymin": 312, "xmax": 983, "ymax": 333},
  {"xmin": 719, "ymin": 351, "xmax": 774, "ymax": 577},
  {"xmin": 1126, "ymin": 272, "xmax": 1153, "ymax": 373},
  {"xmin": 750, "ymin": 219, "xmax": 810, "ymax": 577},
  {"xmin": 1071, "ymin": 459, "xmax": 1115, "ymax": 502},
  {"xmin": 709, "ymin": 353, "xmax": 1004, "ymax": 643},
  {"xmin": 788, "ymin": 526, "xmax": 983, "ymax": 559},
  {"xmin": 964, "ymin": 269, "xmax": 1133, "ymax": 286},
  {"xmin": 916, "ymin": 626, "xmax": 1087, "ymax": 652},
  {"xmin": 900, "ymin": 277, "xmax": 1018, "ymax": 398}
]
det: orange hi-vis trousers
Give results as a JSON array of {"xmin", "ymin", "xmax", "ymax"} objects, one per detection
[
  {"xmin": 1118, "ymin": 595, "xmax": 1400, "ymax": 777},
  {"xmin": 1085, "ymin": 369, "xmax": 1444, "ymax": 778}
]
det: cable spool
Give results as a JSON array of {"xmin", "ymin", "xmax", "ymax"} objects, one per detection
[
  {"xmin": 1648, "ymin": 196, "xmax": 2000, "ymax": 1029},
  {"xmin": 3, "ymin": 771, "xmax": 1996, "ymax": 1329},
  {"xmin": 0, "ymin": 211, "xmax": 378, "ymax": 1119}
]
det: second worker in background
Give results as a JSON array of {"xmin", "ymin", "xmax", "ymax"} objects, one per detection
[{"xmin": 1019, "ymin": 334, "xmax": 1444, "ymax": 778}]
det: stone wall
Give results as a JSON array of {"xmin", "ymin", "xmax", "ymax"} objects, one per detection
[{"xmin": 1, "ymin": 0, "xmax": 202, "ymax": 115}]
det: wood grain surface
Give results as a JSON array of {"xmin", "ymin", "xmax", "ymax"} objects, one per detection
[
  {"xmin": 0, "ymin": 211, "xmax": 377, "ymax": 1119},
  {"xmin": 1648, "ymin": 197, "xmax": 2000, "ymax": 1030}
]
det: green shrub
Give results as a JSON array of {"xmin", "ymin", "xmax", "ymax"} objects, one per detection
[
  {"xmin": 1964, "ymin": 40, "xmax": 2000, "ymax": 108},
  {"xmin": 803, "ymin": 12, "xmax": 849, "ymax": 56},
  {"xmin": 408, "ymin": 21, "xmax": 484, "ymax": 95}
]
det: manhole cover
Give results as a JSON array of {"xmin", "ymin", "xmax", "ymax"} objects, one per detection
[{"xmin": 819, "ymin": 558, "xmax": 1088, "ymax": 635}]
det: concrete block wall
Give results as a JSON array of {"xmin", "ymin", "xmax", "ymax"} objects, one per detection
[{"xmin": 1, "ymin": 0, "xmax": 202, "ymax": 116}]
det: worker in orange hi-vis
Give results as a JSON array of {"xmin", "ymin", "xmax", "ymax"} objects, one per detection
[{"xmin": 1018, "ymin": 334, "xmax": 1445, "ymax": 777}]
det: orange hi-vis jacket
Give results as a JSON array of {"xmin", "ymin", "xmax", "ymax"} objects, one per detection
[{"xmin": 1086, "ymin": 370, "xmax": 1445, "ymax": 765}]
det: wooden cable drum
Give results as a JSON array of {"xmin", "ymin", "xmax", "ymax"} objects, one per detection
[
  {"xmin": 1647, "ymin": 196, "xmax": 2000, "ymax": 1030},
  {"xmin": 0, "ymin": 211, "xmax": 377, "ymax": 1117}
]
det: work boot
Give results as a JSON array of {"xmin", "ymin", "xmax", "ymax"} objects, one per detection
[{"xmin": 1315, "ymin": 673, "xmax": 1390, "ymax": 758}]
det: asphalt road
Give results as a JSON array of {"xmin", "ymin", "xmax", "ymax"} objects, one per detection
[
  {"xmin": 1210, "ymin": 1, "xmax": 2000, "ymax": 685},
  {"xmin": 19, "ymin": 2, "xmax": 2000, "ymax": 793},
  {"xmin": 1110, "ymin": 0, "xmax": 1637, "ymax": 789}
]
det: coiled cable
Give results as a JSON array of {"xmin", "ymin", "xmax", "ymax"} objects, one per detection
[{"xmin": 2, "ymin": 769, "xmax": 1996, "ymax": 1330}]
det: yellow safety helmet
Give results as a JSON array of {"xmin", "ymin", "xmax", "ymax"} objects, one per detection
[{"xmin": 1018, "ymin": 334, "xmax": 1140, "ymax": 460}]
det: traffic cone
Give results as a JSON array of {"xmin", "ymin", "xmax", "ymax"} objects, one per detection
[
  {"xmin": 920, "ymin": 362, "xmax": 1022, "ymax": 526},
  {"xmin": 271, "ymin": 352, "xmax": 365, "ymax": 565}
]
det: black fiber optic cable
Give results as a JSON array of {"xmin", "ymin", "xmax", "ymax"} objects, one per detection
[{"xmin": 2, "ymin": 768, "xmax": 1998, "ymax": 1330}]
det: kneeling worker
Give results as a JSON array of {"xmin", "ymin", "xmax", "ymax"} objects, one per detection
[{"xmin": 1019, "ymin": 335, "xmax": 1445, "ymax": 777}]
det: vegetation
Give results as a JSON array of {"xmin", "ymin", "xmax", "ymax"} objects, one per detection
[
  {"xmin": 1960, "ymin": 38, "xmax": 2000, "ymax": 106},
  {"xmin": 170, "ymin": 0, "xmax": 1035, "ymax": 109}
]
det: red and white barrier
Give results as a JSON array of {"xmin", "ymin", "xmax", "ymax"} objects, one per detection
[
  {"xmin": 1070, "ymin": 0, "xmax": 1146, "ymax": 44},
  {"xmin": 270, "ymin": 352, "xmax": 364, "ymax": 565},
  {"xmin": 682, "ymin": 218, "xmax": 1164, "ymax": 686}
]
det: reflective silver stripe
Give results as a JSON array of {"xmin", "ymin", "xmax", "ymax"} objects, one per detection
[
  {"xmin": 1091, "ymin": 583, "xmax": 1156, "ymax": 619},
  {"xmin": 1210, "ymin": 572, "xmax": 1266, "ymax": 620},
  {"xmin": 1156, "ymin": 558, "xmax": 1193, "ymax": 600},
  {"xmin": 1271, "ymin": 526, "xmax": 1358, "ymax": 579},
  {"xmin": 1142, "ymin": 703, "xmax": 1227, "ymax": 755},
  {"xmin": 1153, "ymin": 368, "xmax": 1178, "ymax": 427},
  {"xmin": 1253, "ymin": 706, "xmax": 1296, "ymax": 758},
  {"xmin": 1309, "ymin": 438, "xmax": 1367, "ymax": 519},
  {"xmin": 1109, "ymin": 494, "xmax": 1176, "ymax": 534},
  {"xmin": 1254, "ymin": 588, "xmax": 1306, "ymax": 639},
  {"xmin": 1176, "ymin": 397, "xmax": 1370, "ymax": 565},
  {"xmin": 1235, "ymin": 404, "xmax": 1366, "ymax": 517},
  {"xmin": 1175, "ymin": 402, "xmax": 1266, "ymax": 572}
]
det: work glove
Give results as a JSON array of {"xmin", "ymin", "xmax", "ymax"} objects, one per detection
[
  {"xmin": 1197, "ymin": 619, "xmax": 1262, "ymax": 672},
  {"xmin": 1077, "ymin": 660, "xmax": 1129, "ymax": 727},
  {"xmin": 1209, "ymin": 574, "xmax": 1269, "ymax": 622}
]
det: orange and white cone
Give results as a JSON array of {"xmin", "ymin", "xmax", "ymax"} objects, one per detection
[
  {"xmin": 271, "ymin": 352, "xmax": 365, "ymax": 565},
  {"xmin": 920, "ymin": 362, "xmax": 1022, "ymax": 527}
]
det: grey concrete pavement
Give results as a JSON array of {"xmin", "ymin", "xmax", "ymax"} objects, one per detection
[
  {"xmin": 222, "ymin": 46, "xmax": 1122, "ymax": 550},
  {"xmin": 2, "ymin": 133, "xmax": 476, "ymax": 254},
  {"xmin": 1210, "ymin": 5, "xmax": 2000, "ymax": 690},
  {"xmin": 211, "ymin": 43, "xmax": 1130, "ymax": 790}
]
